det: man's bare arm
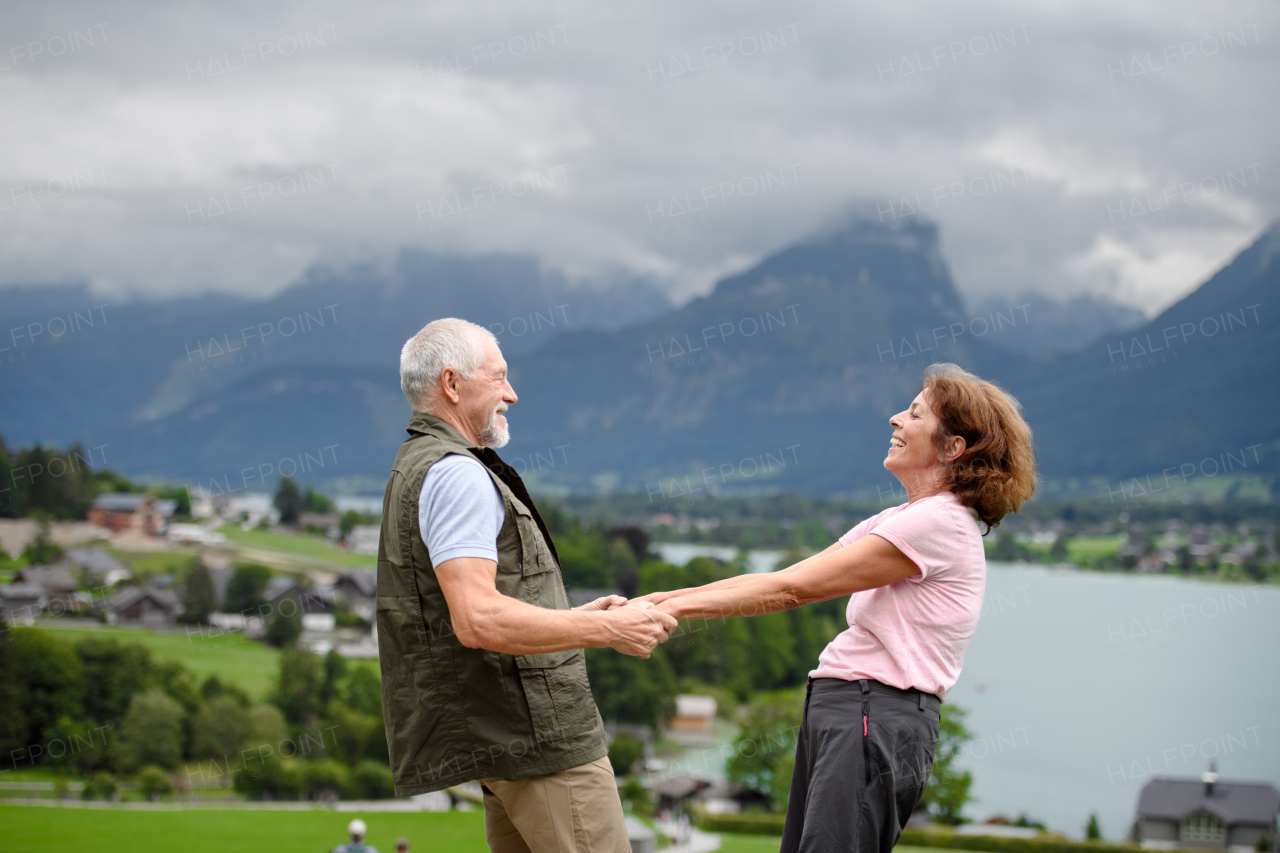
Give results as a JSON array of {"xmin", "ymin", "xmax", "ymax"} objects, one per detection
[{"xmin": 436, "ymin": 557, "xmax": 676, "ymax": 657}]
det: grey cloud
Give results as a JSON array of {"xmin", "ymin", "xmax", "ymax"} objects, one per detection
[{"xmin": 0, "ymin": 0, "xmax": 1276, "ymax": 313}]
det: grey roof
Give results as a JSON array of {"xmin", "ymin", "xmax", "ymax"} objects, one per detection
[
  {"xmin": 653, "ymin": 774, "xmax": 707, "ymax": 800},
  {"xmin": 1138, "ymin": 777, "xmax": 1280, "ymax": 825},
  {"xmin": 264, "ymin": 576, "xmax": 303, "ymax": 601},
  {"xmin": 338, "ymin": 568, "xmax": 376, "ymax": 598},
  {"xmin": 0, "ymin": 584, "xmax": 45, "ymax": 600},
  {"xmin": 14, "ymin": 564, "xmax": 78, "ymax": 592},
  {"xmin": 105, "ymin": 586, "xmax": 180, "ymax": 612},
  {"xmin": 92, "ymin": 493, "xmax": 150, "ymax": 511},
  {"xmin": 264, "ymin": 576, "xmax": 333, "ymax": 612},
  {"xmin": 153, "ymin": 499, "xmax": 178, "ymax": 518},
  {"xmin": 63, "ymin": 547, "xmax": 128, "ymax": 575}
]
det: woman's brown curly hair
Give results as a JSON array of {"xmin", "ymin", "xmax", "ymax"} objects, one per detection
[{"xmin": 921, "ymin": 363, "xmax": 1037, "ymax": 530}]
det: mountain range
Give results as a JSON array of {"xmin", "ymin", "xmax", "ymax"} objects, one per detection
[{"xmin": 2, "ymin": 219, "xmax": 1274, "ymax": 502}]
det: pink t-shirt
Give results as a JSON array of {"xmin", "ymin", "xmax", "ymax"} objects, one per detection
[{"xmin": 809, "ymin": 491, "xmax": 986, "ymax": 699}]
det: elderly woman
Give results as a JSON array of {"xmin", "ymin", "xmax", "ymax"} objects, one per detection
[{"xmin": 638, "ymin": 363, "xmax": 1037, "ymax": 852}]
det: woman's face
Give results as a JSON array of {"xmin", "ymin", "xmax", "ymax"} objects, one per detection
[{"xmin": 885, "ymin": 390, "xmax": 945, "ymax": 477}]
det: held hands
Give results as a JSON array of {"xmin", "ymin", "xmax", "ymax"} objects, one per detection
[{"xmin": 601, "ymin": 602, "xmax": 677, "ymax": 658}]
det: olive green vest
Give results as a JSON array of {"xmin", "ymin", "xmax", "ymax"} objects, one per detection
[{"xmin": 376, "ymin": 413, "xmax": 606, "ymax": 795}]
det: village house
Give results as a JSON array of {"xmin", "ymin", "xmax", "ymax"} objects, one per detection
[
  {"xmin": 61, "ymin": 547, "xmax": 133, "ymax": 587},
  {"xmin": 12, "ymin": 563, "xmax": 80, "ymax": 609},
  {"xmin": 103, "ymin": 586, "xmax": 182, "ymax": 626},
  {"xmin": 88, "ymin": 493, "xmax": 178, "ymax": 536},
  {"xmin": 1133, "ymin": 771, "xmax": 1279, "ymax": 851},
  {"xmin": 264, "ymin": 576, "xmax": 335, "ymax": 632},
  {"xmin": 669, "ymin": 695, "xmax": 718, "ymax": 732},
  {"xmin": 0, "ymin": 584, "xmax": 45, "ymax": 625},
  {"xmin": 334, "ymin": 568, "xmax": 376, "ymax": 623}
]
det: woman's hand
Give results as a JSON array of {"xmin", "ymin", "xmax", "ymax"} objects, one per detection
[{"xmin": 629, "ymin": 590, "xmax": 677, "ymax": 606}]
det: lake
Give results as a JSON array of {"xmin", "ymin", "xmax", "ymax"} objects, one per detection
[
  {"xmin": 657, "ymin": 556, "xmax": 1278, "ymax": 839},
  {"xmin": 953, "ymin": 562, "xmax": 1277, "ymax": 838},
  {"xmin": 655, "ymin": 543, "xmax": 787, "ymax": 574}
]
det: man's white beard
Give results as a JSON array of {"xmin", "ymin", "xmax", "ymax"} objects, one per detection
[{"xmin": 477, "ymin": 405, "xmax": 510, "ymax": 448}]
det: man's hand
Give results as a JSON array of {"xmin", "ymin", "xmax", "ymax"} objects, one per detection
[
  {"xmin": 573, "ymin": 594, "xmax": 629, "ymax": 612},
  {"xmin": 601, "ymin": 606, "xmax": 677, "ymax": 658}
]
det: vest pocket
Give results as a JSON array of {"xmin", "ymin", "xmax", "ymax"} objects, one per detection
[{"xmin": 515, "ymin": 649, "xmax": 594, "ymax": 743}]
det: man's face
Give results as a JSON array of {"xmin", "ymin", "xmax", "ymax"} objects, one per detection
[{"xmin": 460, "ymin": 339, "xmax": 517, "ymax": 448}]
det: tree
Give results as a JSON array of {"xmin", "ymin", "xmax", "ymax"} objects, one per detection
[
  {"xmin": 324, "ymin": 704, "xmax": 378, "ymax": 768},
  {"xmin": 21, "ymin": 513, "xmax": 63, "ymax": 565},
  {"xmin": 266, "ymin": 602, "xmax": 303, "ymax": 648},
  {"xmin": 82, "ymin": 771, "xmax": 117, "ymax": 800},
  {"xmin": 304, "ymin": 487, "xmax": 335, "ymax": 513},
  {"xmin": 73, "ymin": 637, "xmax": 154, "ymax": 727},
  {"xmin": 10, "ymin": 627, "xmax": 83, "ymax": 747},
  {"xmin": 726, "ymin": 689, "xmax": 803, "ymax": 804},
  {"xmin": 605, "ymin": 538, "xmax": 638, "ymax": 593},
  {"xmin": 0, "ymin": 436, "xmax": 23, "ymax": 518},
  {"xmin": 350, "ymin": 760, "xmax": 395, "ymax": 799},
  {"xmin": 745, "ymin": 612, "xmax": 799, "ymax": 691},
  {"xmin": 245, "ymin": 704, "xmax": 288, "ymax": 755},
  {"xmin": 137, "ymin": 765, "xmax": 175, "ymax": 800},
  {"xmin": 0, "ymin": 615, "xmax": 28, "ymax": 763},
  {"xmin": 339, "ymin": 509, "xmax": 369, "ymax": 541},
  {"xmin": 117, "ymin": 689, "xmax": 184, "ymax": 771},
  {"xmin": 179, "ymin": 562, "xmax": 216, "ymax": 625},
  {"xmin": 585, "ymin": 647, "xmax": 677, "ymax": 729},
  {"xmin": 199, "ymin": 674, "xmax": 251, "ymax": 709},
  {"xmin": 224, "ymin": 563, "xmax": 271, "ymax": 614},
  {"xmin": 1086, "ymin": 813, "xmax": 1102, "ymax": 840},
  {"xmin": 150, "ymin": 485, "xmax": 191, "ymax": 517},
  {"xmin": 192, "ymin": 695, "xmax": 251, "ymax": 761},
  {"xmin": 274, "ymin": 477, "xmax": 302, "ymax": 526},
  {"xmin": 13, "ymin": 444, "xmax": 99, "ymax": 519},
  {"xmin": 274, "ymin": 648, "xmax": 322, "ymax": 726},
  {"xmin": 320, "ymin": 648, "xmax": 347, "ymax": 706},
  {"xmin": 924, "ymin": 703, "xmax": 975, "ymax": 824},
  {"xmin": 343, "ymin": 666, "xmax": 382, "ymax": 716},
  {"xmin": 155, "ymin": 661, "xmax": 203, "ymax": 759},
  {"xmin": 608, "ymin": 732, "xmax": 644, "ymax": 776},
  {"xmin": 1050, "ymin": 534, "xmax": 1070, "ymax": 562}
]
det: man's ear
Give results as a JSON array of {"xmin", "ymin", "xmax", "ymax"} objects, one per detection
[{"xmin": 439, "ymin": 367, "xmax": 463, "ymax": 405}]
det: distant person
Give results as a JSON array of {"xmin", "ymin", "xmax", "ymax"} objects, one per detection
[
  {"xmin": 395, "ymin": 839, "xmax": 408, "ymax": 853},
  {"xmin": 635, "ymin": 363, "xmax": 1037, "ymax": 852},
  {"xmin": 331, "ymin": 819, "xmax": 376, "ymax": 853},
  {"xmin": 378, "ymin": 318, "xmax": 677, "ymax": 853}
]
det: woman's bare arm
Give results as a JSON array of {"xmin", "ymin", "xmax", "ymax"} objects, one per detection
[
  {"xmin": 632, "ymin": 542, "xmax": 843, "ymax": 606},
  {"xmin": 652, "ymin": 535, "xmax": 918, "ymax": 621}
]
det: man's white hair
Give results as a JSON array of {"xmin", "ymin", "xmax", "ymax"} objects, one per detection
[{"xmin": 400, "ymin": 318, "xmax": 498, "ymax": 412}]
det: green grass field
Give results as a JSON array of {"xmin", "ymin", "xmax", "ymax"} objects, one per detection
[
  {"xmin": 37, "ymin": 624, "xmax": 376, "ymax": 699},
  {"xmin": 1065, "ymin": 535, "xmax": 1125, "ymax": 563},
  {"xmin": 40, "ymin": 623, "xmax": 285, "ymax": 698},
  {"xmin": 0, "ymin": 806, "xmax": 960, "ymax": 853},
  {"xmin": 2, "ymin": 805, "xmax": 487, "ymax": 853},
  {"xmin": 218, "ymin": 525, "xmax": 377, "ymax": 569}
]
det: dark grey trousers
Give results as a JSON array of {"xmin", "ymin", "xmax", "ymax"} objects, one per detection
[{"xmin": 780, "ymin": 678, "xmax": 940, "ymax": 853}]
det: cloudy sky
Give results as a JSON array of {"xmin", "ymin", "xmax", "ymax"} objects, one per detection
[{"xmin": 0, "ymin": 0, "xmax": 1275, "ymax": 313}]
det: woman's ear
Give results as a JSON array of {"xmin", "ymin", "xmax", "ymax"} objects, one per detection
[{"xmin": 945, "ymin": 435, "xmax": 966, "ymax": 464}]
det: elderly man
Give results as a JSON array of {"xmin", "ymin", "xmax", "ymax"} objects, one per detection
[{"xmin": 377, "ymin": 317, "xmax": 676, "ymax": 853}]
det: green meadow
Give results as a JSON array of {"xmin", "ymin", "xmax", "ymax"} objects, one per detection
[{"xmin": 37, "ymin": 623, "xmax": 377, "ymax": 700}]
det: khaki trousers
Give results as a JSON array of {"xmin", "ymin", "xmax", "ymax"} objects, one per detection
[{"xmin": 479, "ymin": 756, "xmax": 630, "ymax": 853}]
